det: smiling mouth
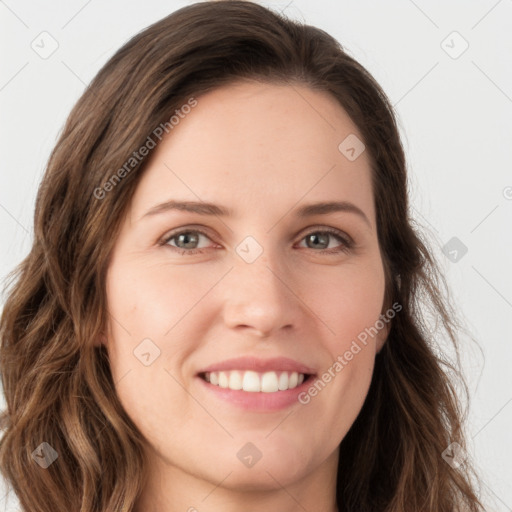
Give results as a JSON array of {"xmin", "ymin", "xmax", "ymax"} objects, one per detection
[{"xmin": 198, "ymin": 370, "xmax": 315, "ymax": 393}]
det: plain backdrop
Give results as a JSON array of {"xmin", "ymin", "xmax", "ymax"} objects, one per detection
[{"xmin": 1, "ymin": 1, "xmax": 511, "ymax": 510}]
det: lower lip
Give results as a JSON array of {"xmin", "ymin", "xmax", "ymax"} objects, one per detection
[{"xmin": 196, "ymin": 375, "xmax": 315, "ymax": 412}]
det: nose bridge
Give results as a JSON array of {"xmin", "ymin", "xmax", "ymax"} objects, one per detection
[{"xmin": 221, "ymin": 242, "xmax": 299, "ymax": 336}]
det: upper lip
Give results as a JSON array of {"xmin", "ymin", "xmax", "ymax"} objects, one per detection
[{"xmin": 197, "ymin": 356, "xmax": 317, "ymax": 375}]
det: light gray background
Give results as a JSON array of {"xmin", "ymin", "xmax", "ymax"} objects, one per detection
[{"xmin": 1, "ymin": 1, "xmax": 511, "ymax": 510}]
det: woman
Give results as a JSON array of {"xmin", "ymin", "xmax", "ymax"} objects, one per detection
[{"xmin": 0, "ymin": 1, "xmax": 484, "ymax": 510}]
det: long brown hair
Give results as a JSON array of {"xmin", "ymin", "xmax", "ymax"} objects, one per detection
[{"xmin": 0, "ymin": 1, "xmax": 484, "ymax": 510}]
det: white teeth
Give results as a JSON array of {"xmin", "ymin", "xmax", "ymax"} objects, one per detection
[
  {"xmin": 261, "ymin": 371, "xmax": 278, "ymax": 393},
  {"xmin": 278, "ymin": 371, "xmax": 288, "ymax": 390},
  {"xmin": 203, "ymin": 370, "xmax": 306, "ymax": 392},
  {"xmin": 243, "ymin": 370, "xmax": 260, "ymax": 392},
  {"xmin": 229, "ymin": 370, "xmax": 243, "ymax": 390},
  {"xmin": 218, "ymin": 372, "xmax": 229, "ymax": 388}
]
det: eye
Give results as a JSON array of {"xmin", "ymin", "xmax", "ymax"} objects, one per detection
[
  {"xmin": 297, "ymin": 228, "xmax": 353, "ymax": 254},
  {"xmin": 160, "ymin": 228, "xmax": 215, "ymax": 255},
  {"xmin": 159, "ymin": 227, "xmax": 353, "ymax": 255}
]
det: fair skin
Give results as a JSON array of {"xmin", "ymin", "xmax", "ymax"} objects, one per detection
[{"xmin": 103, "ymin": 80, "xmax": 389, "ymax": 512}]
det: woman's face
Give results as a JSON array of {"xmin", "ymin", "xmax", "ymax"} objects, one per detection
[{"xmin": 105, "ymin": 81, "xmax": 389, "ymax": 497}]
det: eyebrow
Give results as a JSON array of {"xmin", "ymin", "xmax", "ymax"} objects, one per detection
[{"xmin": 141, "ymin": 200, "xmax": 371, "ymax": 226}]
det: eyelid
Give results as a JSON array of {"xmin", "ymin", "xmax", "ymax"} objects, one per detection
[
  {"xmin": 159, "ymin": 225, "xmax": 216, "ymax": 247},
  {"xmin": 297, "ymin": 224, "xmax": 354, "ymax": 245}
]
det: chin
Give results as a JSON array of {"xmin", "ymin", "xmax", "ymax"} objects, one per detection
[{"xmin": 216, "ymin": 461, "xmax": 309, "ymax": 492}]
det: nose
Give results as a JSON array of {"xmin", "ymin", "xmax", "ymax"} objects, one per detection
[{"xmin": 220, "ymin": 252, "xmax": 303, "ymax": 338}]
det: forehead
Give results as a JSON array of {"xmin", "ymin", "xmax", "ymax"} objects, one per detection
[{"xmin": 129, "ymin": 81, "xmax": 375, "ymax": 225}]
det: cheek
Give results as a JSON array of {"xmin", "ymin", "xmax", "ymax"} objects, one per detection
[
  {"xmin": 106, "ymin": 259, "xmax": 212, "ymax": 339},
  {"xmin": 304, "ymin": 256, "xmax": 386, "ymax": 415},
  {"xmin": 104, "ymin": 261, "xmax": 204, "ymax": 434},
  {"xmin": 309, "ymin": 259, "xmax": 386, "ymax": 347},
  {"xmin": 104, "ymin": 258, "xmax": 222, "ymax": 402}
]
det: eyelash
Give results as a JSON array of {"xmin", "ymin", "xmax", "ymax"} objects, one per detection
[{"xmin": 159, "ymin": 226, "xmax": 354, "ymax": 256}]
